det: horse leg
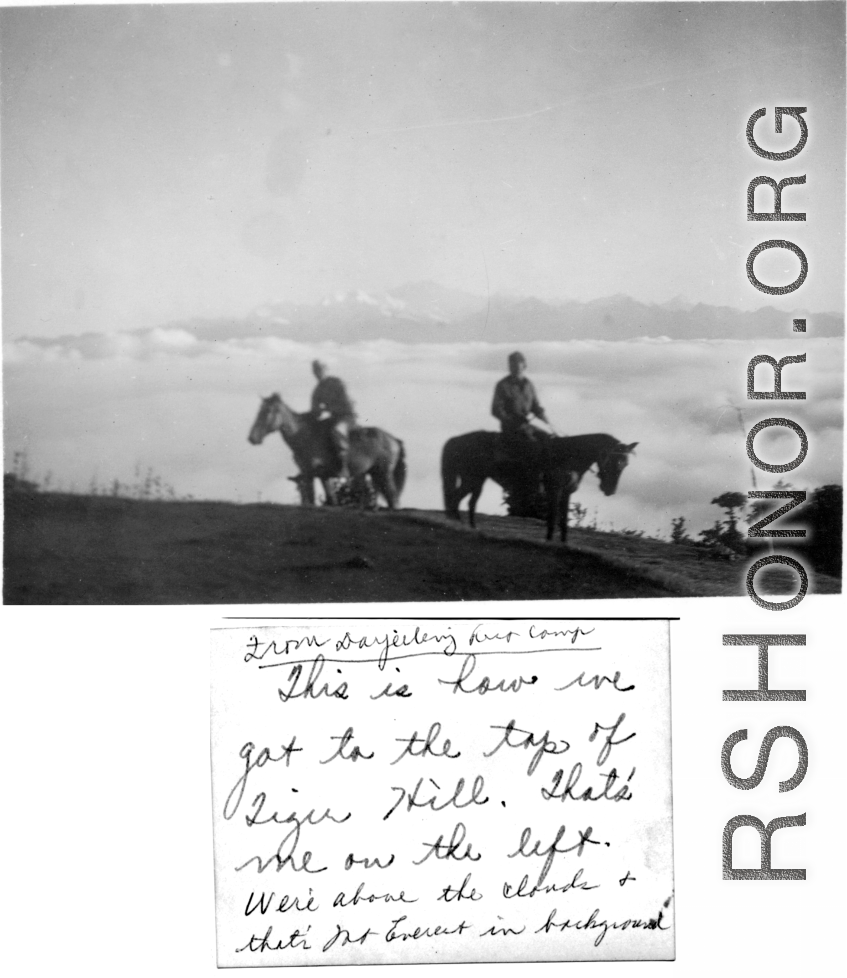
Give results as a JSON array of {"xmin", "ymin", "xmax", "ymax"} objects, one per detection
[
  {"xmin": 468, "ymin": 479, "xmax": 485, "ymax": 528},
  {"xmin": 322, "ymin": 478, "xmax": 338, "ymax": 506},
  {"xmin": 301, "ymin": 475, "xmax": 316, "ymax": 506},
  {"xmin": 443, "ymin": 477, "xmax": 464, "ymax": 521},
  {"xmin": 381, "ymin": 466, "xmax": 399, "ymax": 511},
  {"xmin": 443, "ymin": 478, "xmax": 462, "ymax": 519},
  {"xmin": 346, "ymin": 472, "xmax": 363, "ymax": 508},
  {"xmin": 545, "ymin": 479, "xmax": 559, "ymax": 541},
  {"xmin": 450, "ymin": 483, "xmax": 466, "ymax": 520},
  {"xmin": 350, "ymin": 472, "xmax": 377, "ymax": 510},
  {"xmin": 369, "ymin": 464, "xmax": 393, "ymax": 510},
  {"xmin": 559, "ymin": 491, "xmax": 571, "ymax": 544},
  {"xmin": 363, "ymin": 473, "xmax": 378, "ymax": 510}
]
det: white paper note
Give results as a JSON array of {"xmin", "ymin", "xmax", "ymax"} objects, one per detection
[{"xmin": 211, "ymin": 619, "xmax": 674, "ymax": 965}]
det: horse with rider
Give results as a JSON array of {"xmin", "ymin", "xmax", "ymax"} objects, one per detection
[
  {"xmin": 443, "ymin": 350, "xmax": 637, "ymax": 542},
  {"xmin": 490, "ymin": 350, "xmax": 554, "ymax": 515},
  {"xmin": 248, "ymin": 360, "xmax": 406, "ymax": 509},
  {"xmin": 309, "ymin": 359, "xmax": 357, "ymax": 482},
  {"xmin": 248, "ymin": 349, "xmax": 636, "ymax": 543}
]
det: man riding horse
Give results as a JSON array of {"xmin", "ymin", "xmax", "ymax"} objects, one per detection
[
  {"xmin": 310, "ymin": 360, "xmax": 357, "ymax": 481},
  {"xmin": 491, "ymin": 351, "xmax": 552, "ymax": 512},
  {"xmin": 442, "ymin": 351, "xmax": 635, "ymax": 537}
]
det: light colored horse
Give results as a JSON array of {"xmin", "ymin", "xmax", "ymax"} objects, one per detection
[{"xmin": 249, "ymin": 394, "xmax": 406, "ymax": 509}]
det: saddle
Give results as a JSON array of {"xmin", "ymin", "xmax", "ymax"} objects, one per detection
[
  {"xmin": 313, "ymin": 416, "xmax": 382, "ymax": 481},
  {"xmin": 496, "ymin": 427, "xmax": 550, "ymax": 469}
]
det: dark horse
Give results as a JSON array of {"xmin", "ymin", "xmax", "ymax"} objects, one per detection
[
  {"xmin": 441, "ymin": 431, "xmax": 637, "ymax": 543},
  {"xmin": 249, "ymin": 394, "xmax": 406, "ymax": 509}
]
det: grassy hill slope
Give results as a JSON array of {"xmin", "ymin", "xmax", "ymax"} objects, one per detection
[{"xmin": 4, "ymin": 493, "xmax": 837, "ymax": 605}]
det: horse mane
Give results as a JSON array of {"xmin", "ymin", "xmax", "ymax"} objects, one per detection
[
  {"xmin": 268, "ymin": 393, "xmax": 314, "ymax": 424},
  {"xmin": 559, "ymin": 433, "xmax": 619, "ymax": 447},
  {"xmin": 547, "ymin": 432, "xmax": 619, "ymax": 454}
]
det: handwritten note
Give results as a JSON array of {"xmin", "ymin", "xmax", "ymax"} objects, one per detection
[{"xmin": 210, "ymin": 619, "xmax": 674, "ymax": 965}]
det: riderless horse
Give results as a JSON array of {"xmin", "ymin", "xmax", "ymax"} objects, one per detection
[
  {"xmin": 249, "ymin": 394, "xmax": 406, "ymax": 509},
  {"xmin": 441, "ymin": 431, "xmax": 637, "ymax": 543}
]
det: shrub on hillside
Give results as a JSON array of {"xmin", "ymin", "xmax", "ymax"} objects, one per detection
[
  {"xmin": 805, "ymin": 484, "xmax": 842, "ymax": 578},
  {"xmin": 670, "ymin": 516, "xmax": 690, "ymax": 544},
  {"xmin": 698, "ymin": 491, "xmax": 749, "ymax": 554}
]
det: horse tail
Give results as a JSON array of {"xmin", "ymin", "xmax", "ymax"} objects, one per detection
[
  {"xmin": 393, "ymin": 440, "xmax": 407, "ymax": 498},
  {"xmin": 441, "ymin": 438, "xmax": 460, "ymax": 516}
]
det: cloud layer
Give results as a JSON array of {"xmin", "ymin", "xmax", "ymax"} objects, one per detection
[{"xmin": 5, "ymin": 333, "xmax": 842, "ymax": 538}]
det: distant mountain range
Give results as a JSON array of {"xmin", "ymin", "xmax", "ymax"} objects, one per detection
[
  {"xmin": 174, "ymin": 282, "xmax": 843, "ymax": 343},
  {"xmin": 24, "ymin": 282, "xmax": 844, "ymax": 350}
]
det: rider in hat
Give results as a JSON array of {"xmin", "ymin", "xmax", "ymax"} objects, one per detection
[{"xmin": 310, "ymin": 360, "xmax": 357, "ymax": 481}]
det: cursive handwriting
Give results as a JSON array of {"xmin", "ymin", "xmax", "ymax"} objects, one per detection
[
  {"xmin": 556, "ymin": 671, "xmax": 634, "ymax": 692},
  {"xmin": 507, "ymin": 824, "xmax": 602, "ymax": 886},
  {"xmin": 384, "ymin": 775, "xmax": 489, "ymax": 820},
  {"xmin": 244, "ymin": 890, "xmax": 319, "ymax": 915},
  {"xmin": 322, "ymin": 924, "xmax": 378, "ymax": 952},
  {"xmin": 236, "ymin": 924, "xmax": 313, "ymax": 953},
  {"xmin": 278, "ymin": 656, "xmax": 349, "ymax": 702},
  {"xmin": 335, "ymin": 627, "xmax": 458, "ymax": 669},
  {"xmin": 344, "ymin": 851, "xmax": 395, "ymax": 871},
  {"xmin": 541, "ymin": 764, "xmax": 635, "ymax": 803},
  {"xmin": 529, "ymin": 624, "xmax": 595, "ymax": 643},
  {"xmin": 320, "ymin": 727, "xmax": 374, "ymax": 764},
  {"xmin": 483, "ymin": 720, "xmax": 570, "ymax": 775},
  {"xmin": 385, "ymin": 916, "xmax": 471, "ymax": 942},
  {"xmin": 479, "ymin": 920, "xmax": 526, "ymax": 937},
  {"xmin": 370, "ymin": 675, "xmax": 413, "ymax": 699},
  {"xmin": 589, "ymin": 712, "xmax": 636, "ymax": 765},
  {"xmin": 392, "ymin": 722, "xmax": 461, "ymax": 763},
  {"xmin": 235, "ymin": 821, "xmax": 328, "ymax": 875},
  {"xmin": 245, "ymin": 795, "xmax": 351, "ymax": 830},
  {"xmin": 245, "ymin": 633, "xmax": 330, "ymax": 663},
  {"xmin": 535, "ymin": 896, "xmax": 673, "ymax": 947},
  {"xmin": 413, "ymin": 821, "xmax": 482, "ymax": 865},
  {"xmin": 438, "ymin": 873, "xmax": 482, "ymax": 902},
  {"xmin": 503, "ymin": 867, "xmax": 599, "ymax": 898},
  {"xmin": 224, "ymin": 738, "xmax": 301, "ymax": 821},
  {"xmin": 469, "ymin": 624, "xmax": 519, "ymax": 645},
  {"xmin": 217, "ymin": 620, "xmax": 673, "ymax": 965},
  {"xmin": 333, "ymin": 884, "xmax": 417, "ymax": 907},
  {"xmin": 439, "ymin": 654, "xmax": 538, "ymax": 695}
]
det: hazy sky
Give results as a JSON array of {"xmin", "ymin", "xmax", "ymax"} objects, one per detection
[{"xmin": 2, "ymin": 2, "xmax": 845, "ymax": 341}]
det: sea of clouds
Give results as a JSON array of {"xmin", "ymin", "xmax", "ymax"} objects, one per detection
[{"xmin": 4, "ymin": 331, "xmax": 842, "ymax": 539}]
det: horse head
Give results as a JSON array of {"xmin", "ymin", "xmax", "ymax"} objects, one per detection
[
  {"xmin": 248, "ymin": 393, "xmax": 291, "ymax": 444},
  {"xmin": 597, "ymin": 440, "xmax": 638, "ymax": 496}
]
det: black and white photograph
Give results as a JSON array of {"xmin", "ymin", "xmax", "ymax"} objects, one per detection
[
  {"xmin": 1, "ymin": 3, "xmax": 845, "ymax": 978},
  {"xmin": 3, "ymin": 1, "xmax": 842, "ymax": 603}
]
